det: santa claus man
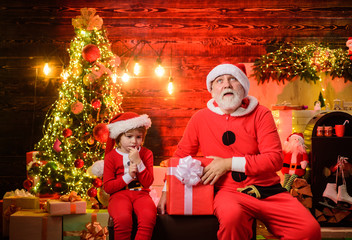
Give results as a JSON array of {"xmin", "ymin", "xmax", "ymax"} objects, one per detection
[{"xmin": 281, "ymin": 133, "xmax": 309, "ymax": 191}]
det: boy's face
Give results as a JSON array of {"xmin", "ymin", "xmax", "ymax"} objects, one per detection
[{"xmin": 118, "ymin": 129, "xmax": 144, "ymax": 153}]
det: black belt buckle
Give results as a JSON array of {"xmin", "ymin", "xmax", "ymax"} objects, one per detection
[{"xmin": 126, "ymin": 181, "xmax": 142, "ymax": 190}]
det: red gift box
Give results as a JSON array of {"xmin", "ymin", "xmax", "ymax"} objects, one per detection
[
  {"xmin": 26, "ymin": 151, "xmax": 39, "ymax": 164},
  {"xmin": 166, "ymin": 156, "xmax": 214, "ymax": 215}
]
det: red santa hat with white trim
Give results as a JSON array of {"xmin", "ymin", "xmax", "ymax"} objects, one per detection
[
  {"xmin": 206, "ymin": 63, "xmax": 250, "ymax": 97},
  {"xmin": 105, "ymin": 112, "xmax": 151, "ymax": 154},
  {"xmin": 287, "ymin": 132, "xmax": 304, "ymax": 141}
]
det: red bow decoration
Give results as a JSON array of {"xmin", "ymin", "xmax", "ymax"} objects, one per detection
[
  {"xmin": 60, "ymin": 191, "xmax": 82, "ymax": 202},
  {"xmin": 80, "ymin": 221, "xmax": 108, "ymax": 240}
]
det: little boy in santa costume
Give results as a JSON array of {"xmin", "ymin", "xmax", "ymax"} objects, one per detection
[
  {"xmin": 103, "ymin": 112, "xmax": 156, "ymax": 240},
  {"xmin": 158, "ymin": 63, "xmax": 321, "ymax": 240}
]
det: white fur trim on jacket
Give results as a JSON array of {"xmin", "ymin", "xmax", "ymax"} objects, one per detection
[
  {"xmin": 108, "ymin": 114, "xmax": 151, "ymax": 139},
  {"xmin": 206, "ymin": 96, "xmax": 259, "ymax": 117}
]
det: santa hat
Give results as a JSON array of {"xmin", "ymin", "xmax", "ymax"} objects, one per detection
[
  {"xmin": 287, "ymin": 132, "xmax": 304, "ymax": 141},
  {"xmin": 105, "ymin": 112, "xmax": 151, "ymax": 154},
  {"xmin": 206, "ymin": 63, "xmax": 250, "ymax": 97},
  {"xmin": 346, "ymin": 37, "xmax": 352, "ymax": 47}
]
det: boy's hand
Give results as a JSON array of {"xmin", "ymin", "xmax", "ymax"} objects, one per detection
[
  {"xmin": 129, "ymin": 161, "xmax": 137, "ymax": 179},
  {"xmin": 128, "ymin": 147, "xmax": 141, "ymax": 165}
]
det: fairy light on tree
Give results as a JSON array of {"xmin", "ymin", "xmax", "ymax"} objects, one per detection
[{"xmin": 28, "ymin": 8, "xmax": 123, "ymax": 199}]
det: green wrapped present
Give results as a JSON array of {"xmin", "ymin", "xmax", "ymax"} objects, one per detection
[{"xmin": 63, "ymin": 209, "xmax": 109, "ymax": 240}]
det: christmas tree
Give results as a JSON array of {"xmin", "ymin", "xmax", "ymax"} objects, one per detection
[
  {"xmin": 318, "ymin": 91, "xmax": 325, "ymax": 108},
  {"xmin": 28, "ymin": 8, "xmax": 123, "ymax": 199}
]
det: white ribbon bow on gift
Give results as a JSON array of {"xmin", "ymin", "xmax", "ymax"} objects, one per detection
[
  {"xmin": 174, "ymin": 156, "xmax": 203, "ymax": 186},
  {"xmin": 169, "ymin": 156, "xmax": 204, "ymax": 214}
]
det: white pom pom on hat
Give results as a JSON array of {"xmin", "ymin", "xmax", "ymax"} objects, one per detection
[
  {"xmin": 91, "ymin": 160, "xmax": 104, "ymax": 177},
  {"xmin": 206, "ymin": 63, "xmax": 250, "ymax": 97}
]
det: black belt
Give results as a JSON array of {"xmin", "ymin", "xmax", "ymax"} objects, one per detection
[
  {"xmin": 237, "ymin": 184, "xmax": 287, "ymax": 199},
  {"xmin": 125, "ymin": 181, "xmax": 142, "ymax": 190},
  {"xmin": 283, "ymin": 163, "xmax": 302, "ymax": 169}
]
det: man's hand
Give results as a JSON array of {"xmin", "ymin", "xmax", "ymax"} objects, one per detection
[
  {"xmin": 128, "ymin": 147, "xmax": 141, "ymax": 165},
  {"xmin": 202, "ymin": 156, "xmax": 232, "ymax": 185},
  {"xmin": 157, "ymin": 191, "xmax": 167, "ymax": 214}
]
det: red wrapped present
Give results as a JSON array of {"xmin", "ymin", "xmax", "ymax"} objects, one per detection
[
  {"xmin": 26, "ymin": 151, "xmax": 39, "ymax": 164},
  {"xmin": 166, "ymin": 156, "xmax": 214, "ymax": 215}
]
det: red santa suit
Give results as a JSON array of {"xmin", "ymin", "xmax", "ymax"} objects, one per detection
[
  {"xmin": 104, "ymin": 147, "xmax": 156, "ymax": 240},
  {"xmin": 174, "ymin": 96, "xmax": 320, "ymax": 240},
  {"xmin": 281, "ymin": 150, "xmax": 308, "ymax": 177},
  {"xmin": 103, "ymin": 112, "xmax": 156, "ymax": 240}
]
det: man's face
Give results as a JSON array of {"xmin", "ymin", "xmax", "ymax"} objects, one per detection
[{"xmin": 211, "ymin": 74, "xmax": 245, "ymax": 113}]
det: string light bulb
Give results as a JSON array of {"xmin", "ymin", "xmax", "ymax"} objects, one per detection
[
  {"xmin": 43, "ymin": 63, "xmax": 51, "ymax": 76},
  {"xmin": 155, "ymin": 58, "xmax": 165, "ymax": 77},
  {"xmin": 133, "ymin": 62, "xmax": 141, "ymax": 75},
  {"xmin": 155, "ymin": 64, "xmax": 165, "ymax": 77},
  {"xmin": 168, "ymin": 76, "xmax": 174, "ymax": 95},
  {"xmin": 121, "ymin": 72, "xmax": 130, "ymax": 82}
]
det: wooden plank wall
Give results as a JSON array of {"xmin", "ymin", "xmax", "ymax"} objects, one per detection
[{"xmin": 1, "ymin": 0, "xmax": 352, "ymax": 197}]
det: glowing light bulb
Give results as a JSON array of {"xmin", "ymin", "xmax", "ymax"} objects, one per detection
[
  {"xmin": 43, "ymin": 63, "xmax": 51, "ymax": 76},
  {"xmin": 155, "ymin": 64, "xmax": 165, "ymax": 77},
  {"xmin": 168, "ymin": 76, "xmax": 174, "ymax": 95},
  {"xmin": 111, "ymin": 73, "xmax": 117, "ymax": 83},
  {"xmin": 168, "ymin": 82, "xmax": 173, "ymax": 95},
  {"xmin": 122, "ymin": 72, "xmax": 130, "ymax": 82},
  {"xmin": 134, "ymin": 62, "xmax": 141, "ymax": 75}
]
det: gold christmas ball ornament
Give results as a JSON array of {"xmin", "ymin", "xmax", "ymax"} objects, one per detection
[
  {"xmin": 97, "ymin": 187, "xmax": 110, "ymax": 207},
  {"xmin": 87, "ymin": 137, "xmax": 95, "ymax": 146},
  {"xmin": 83, "ymin": 74, "xmax": 91, "ymax": 86},
  {"xmin": 86, "ymin": 166, "xmax": 94, "ymax": 176}
]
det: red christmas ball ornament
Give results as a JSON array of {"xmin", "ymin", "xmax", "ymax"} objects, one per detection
[
  {"xmin": 91, "ymin": 98, "xmax": 101, "ymax": 110},
  {"xmin": 53, "ymin": 182, "xmax": 62, "ymax": 192},
  {"xmin": 93, "ymin": 178, "xmax": 103, "ymax": 188},
  {"xmin": 82, "ymin": 44, "xmax": 101, "ymax": 63},
  {"xmin": 23, "ymin": 178, "xmax": 33, "ymax": 190},
  {"xmin": 88, "ymin": 187, "xmax": 97, "ymax": 197},
  {"xmin": 74, "ymin": 158, "xmax": 84, "ymax": 169},
  {"xmin": 93, "ymin": 123, "xmax": 109, "ymax": 143},
  {"xmin": 63, "ymin": 128, "xmax": 73, "ymax": 138}
]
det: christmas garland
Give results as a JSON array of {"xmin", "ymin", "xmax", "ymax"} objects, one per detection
[{"xmin": 252, "ymin": 42, "xmax": 352, "ymax": 84}]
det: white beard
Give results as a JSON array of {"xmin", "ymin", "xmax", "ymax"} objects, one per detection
[
  {"xmin": 283, "ymin": 139, "xmax": 306, "ymax": 154},
  {"xmin": 215, "ymin": 88, "xmax": 244, "ymax": 112}
]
